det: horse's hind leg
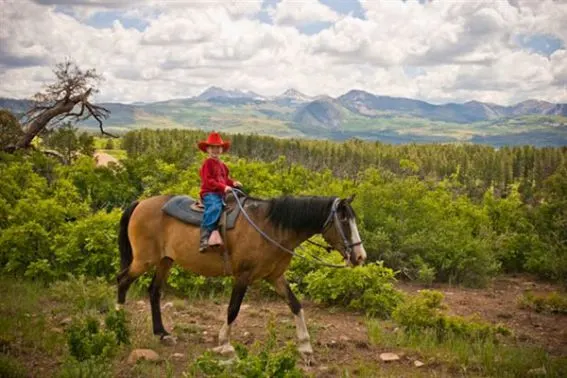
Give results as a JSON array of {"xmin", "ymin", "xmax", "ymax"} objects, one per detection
[
  {"xmin": 213, "ymin": 272, "xmax": 251, "ymax": 357},
  {"xmin": 268, "ymin": 275, "xmax": 313, "ymax": 355},
  {"xmin": 116, "ymin": 260, "xmax": 147, "ymax": 309},
  {"xmin": 117, "ymin": 270, "xmax": 137, "ymax": 306},
  {"xmin": 149, "ymin": 257, "xmax": 175, "ymax": 343}
]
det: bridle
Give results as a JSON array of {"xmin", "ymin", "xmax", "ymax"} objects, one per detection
[
  {"xmin": 230, "ymin": 189, "xmax": 362, "ymax": 268},
  {"xmin": 319, "ymin": 198, "xmax": 363, "ymax": 262}
]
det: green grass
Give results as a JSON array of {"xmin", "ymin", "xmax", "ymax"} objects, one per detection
[
  {"xmin": 518, "ymin": 291, "xmax": 567, "ymax": 314},
  {"xmin": 0, "ymin": 354, "xmax": 28, "ymax": 378},
  {"xmin": 0, "ymin": 278, "xmax": 66, "ymax": 375},
  {"xmin": 367, "ymin": 319, "xmax": 567, "ymax": 377}
]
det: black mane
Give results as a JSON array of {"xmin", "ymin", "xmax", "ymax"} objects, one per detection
[{"xmin": 266, "ymin": 196, "xmax": 336, "ymax": 233}]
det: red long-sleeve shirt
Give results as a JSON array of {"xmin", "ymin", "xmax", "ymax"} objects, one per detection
[{"xmin": 199, "ymin": 157, "xmax": 235, "ymax": 199}]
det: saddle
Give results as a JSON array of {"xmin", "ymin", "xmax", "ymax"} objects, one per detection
[
  {"xmin": 161, "ymin": 193, "xmax": 245, "ymax": 274},
  {"xmin": 161, "ymin": 193, "xmax": 242, "ymax": 230}
]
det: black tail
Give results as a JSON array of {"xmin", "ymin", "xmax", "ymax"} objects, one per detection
[{"xmin": 119, "ymin": 200, "xmax": 140, "ymax": 272}]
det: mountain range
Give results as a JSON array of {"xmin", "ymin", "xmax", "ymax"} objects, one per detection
[{"xmin": 2, "ymin": 87, "xmax": 567, "ymax": 146}]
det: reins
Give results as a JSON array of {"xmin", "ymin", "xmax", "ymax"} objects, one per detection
[{"xmin": 230, "ymin": 188, "xmax": 350, "ymax": 269}]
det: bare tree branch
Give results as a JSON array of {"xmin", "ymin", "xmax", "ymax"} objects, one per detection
[
  {"xmin": 11, "ymin": 59, "xmax": 115, "ymax": 151},
  {"xmin": 85, "ymin": 102, "xmax": 115, "ymax": 137}
]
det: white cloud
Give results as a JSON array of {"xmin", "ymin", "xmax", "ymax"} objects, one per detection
[
  {"xmin": 0, "ymin": 0, "xmax": 566, "ymax": 105},
  {"xmin": 268, "ymin": 0, "xmax": 340, "ymax": 25}
]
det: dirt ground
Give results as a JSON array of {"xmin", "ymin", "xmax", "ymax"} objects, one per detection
[
  {"xmin": 398, "ymin": 275, "xmax": 567, "ymax": 356},
  {"xmin": 94, "ymin": 151, "xmax": 119, "ymax": 166},
  {"xmin": 6, "ymin": 275, "xmax": 566, "ymax": 377},
  {"xmin": 109, "ymin": 275, "xmax": 566, "ymax": 377}
]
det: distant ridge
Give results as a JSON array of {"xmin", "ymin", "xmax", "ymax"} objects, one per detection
[{"xmin": 1, "ymin": 87, "xmax": 566, "ymax": 146}]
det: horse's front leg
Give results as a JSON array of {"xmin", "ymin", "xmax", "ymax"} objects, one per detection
[
  {"xmin": 268, "ymin": 275, "xmax": 313, "ymax": 355},
  {"xmin": 213, "ymin": 272, "xmax": 250, "ymax": 357}
]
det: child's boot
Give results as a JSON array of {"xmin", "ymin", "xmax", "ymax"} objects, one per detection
[{"xmin": 199, "ymin": 227, "xmax": 210, "ymax": 252}]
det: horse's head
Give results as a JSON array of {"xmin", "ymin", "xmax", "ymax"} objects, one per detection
[{"xmin": 321, "ymin": 195, "xmax": 367, "ymax": 266}]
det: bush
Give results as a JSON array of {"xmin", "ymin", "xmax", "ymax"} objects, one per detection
[
  {"xmin": 355, "ymin": 170, "xmax": 499, "ymax": 287},
  {"xmin": 104, "ymin": 309, "xmax": 130, "ymax": 345},
  {"xmin": 393, "ymin": 290, "xmax": 510, "ymax": 340},
  {"xmin": 166, "ymin": 266, "xmax": 233, "ymax": 298},
  {"xmin": 57, "ymin": 358, "xmax": 113, "ymax": 378},
  {"xmin": 66, "ymin": 317, "xmax": 118, "ymax": 362},
  {"xmin": 285, "ymin": 240, "xmax": 331, "ymax": 294},
  {"xmin": 0, "ymin": 354, "xmax": 27, "ymax": 378},
  {"xmin": 0, "ymin": 109, "xmax": 23, "ymax": 149},
  {"xmin": 49, "ymin": 275, "xmax": 114, "ymax": 312},
  {"xmin": 519, "ymin": 291, "xmax": 567, "ymax": 314},
  {"xmin": 303, "ymin": 260, "xmax": 404, "ymax": 318},
  {"xmin": 188, "ymin": 318, "xmax": 303, "ymax": 377},
  {"xmin": 52, "ymin": 209, "xmax": 122, "ymax": 279}
]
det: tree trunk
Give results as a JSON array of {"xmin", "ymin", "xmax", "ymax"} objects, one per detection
[
  {"xmin": 15, "ymin": 89, "xmax": 93, "ymax": 150},
  {"xmin": 15, "ymin": 100, "xmax": 78, "ymax": 149}
]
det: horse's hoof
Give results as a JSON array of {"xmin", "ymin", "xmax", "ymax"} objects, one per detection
[
  {"xmin": 298, "ymin": 343, "xmax": 315, "ymax": 365},
  {"xmin": 115, "ymin": 303, "xmax": 124, "ymax": 311},
  {"xmin": 297, "ymin": 342, "xmax": 313, "ymax": 356},
  {"xmin": 212, "ymin": 343, "xmax": 235, "ymax": 357},
  {"xmin": 160, "ymin": 334, "xmax": 177, "ymax": 346},
  {"xmin": 301, "ymin": 353, "xmax": 316, "ymax": 366}
]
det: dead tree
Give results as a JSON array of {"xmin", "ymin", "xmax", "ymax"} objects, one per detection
[{"xmin": 10, "ymin": 59, "xmax": 114, "ymax": 151}]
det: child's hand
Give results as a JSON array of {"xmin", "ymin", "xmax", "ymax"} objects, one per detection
[{"xmin": 224, "ymin": 186, "xmax": 232, "ymax": 193}]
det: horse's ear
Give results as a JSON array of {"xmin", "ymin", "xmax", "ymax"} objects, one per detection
[{"xmin": 346, "ymin": 194, "xmax": 355, "ymax": 204}]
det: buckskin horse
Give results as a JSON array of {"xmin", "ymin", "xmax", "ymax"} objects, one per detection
[{"xmin": 116, "ymin": 190, "xmax": 367, "ymax": 357}]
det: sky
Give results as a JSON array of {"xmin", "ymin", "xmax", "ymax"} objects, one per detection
[{"xmin": 1, "ymin": 0, "xmax": 566, "ymax": 105}]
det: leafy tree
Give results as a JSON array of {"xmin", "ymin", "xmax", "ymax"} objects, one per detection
[
  {"xmin": 0, "ymin": 110, "xmax": 24, "ymax": 150},
  {"xmin": 42, "ymin": 123, "xmax": 80, "ymax": 163},
  {"xmin": 104, "ymin": 138, "xmax": 114, "ymax": 150},
  {"xmin": 79, "ymin": 132, "xmax": 95, "ymax": 156}
]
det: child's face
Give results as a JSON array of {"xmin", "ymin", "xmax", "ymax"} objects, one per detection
[{"xmin": 207, "ymin": 145, "xmax": 223, "ymax": 157}]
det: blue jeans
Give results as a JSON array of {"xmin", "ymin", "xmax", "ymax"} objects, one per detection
[{"xmin": 202, "ymin": 193, "xmax": 224, "ymax": 231}]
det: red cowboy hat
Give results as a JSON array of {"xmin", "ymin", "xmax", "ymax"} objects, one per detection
[{"xmin": 198, "ymin": 131, "xmax": 231, "ymax": 152}]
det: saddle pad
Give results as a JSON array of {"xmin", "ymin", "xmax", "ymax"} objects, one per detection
[{"xmin": 161, "ymin": 195, "xmax": 240, "ymax": 230}]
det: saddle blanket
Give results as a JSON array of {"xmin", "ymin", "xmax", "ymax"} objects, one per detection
[{"xmin": 161, "ymin": 195, "xmax": 241, "ymax": 230}]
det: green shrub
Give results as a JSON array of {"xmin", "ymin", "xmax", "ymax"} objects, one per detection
[
  {"xmin": 303, "ymin": 260, "xmax": 403, "ymax": 318},
  {"xmin": 519, "ymin": 291, "xmax": 567, "ymax": 314},
  {"xmin": 66, "ymin": 317, "xmax": 118, "ymax": 362},
  {"xmin": 392, "ymin": 290, "xmax": 510, "ymax": 340},
  {"xmin": 285, "ymin": 240, "xmax": 332, "ymax": 294},
  {"xmin": 167, "ymin": 266, "xmax": 232, "ymax": 298},
  {"xmin": 57, "ymin": 358, "xmax": 113, "ymax": 378},
  {"xmin": 104, "ymin": 309, "xmax": 130, "ymax": 345},
  {"xmin": 52, "ymin": 209, "xmax": 122, "ymax": 279},
  {"xmin": 49, "ymin": 275, "xmax": 114, "ymax": 313},
  {"xmin": 355, "ymin": 170, "xmax": 499, "ymax": 287},
  {"xmin": 0, "ymin": 354, "xmax": 27, "ymax": 378},
  {"xmin": 188, "ymin": 318, "xmax": 303, "ymax": 377},
  {"xmin": 368, "ymin": 319, "xmax": 567, "ymax": 378}
]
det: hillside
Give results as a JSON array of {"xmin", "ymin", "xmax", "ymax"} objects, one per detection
[{"xmin": 2, "ymin": 87, "xmax": 567, "ymax": 146}]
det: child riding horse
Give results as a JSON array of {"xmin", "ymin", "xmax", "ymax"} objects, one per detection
[{"xmin": 197, "ymin": 131, "xmax": 243, "ymax": 252}]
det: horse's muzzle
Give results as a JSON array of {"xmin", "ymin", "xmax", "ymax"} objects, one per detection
[{"xmin": 351, "ymin": 244, "xmax": 367, "ymax": 266}]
